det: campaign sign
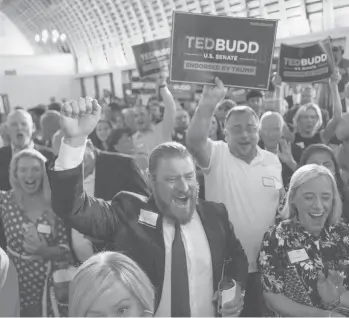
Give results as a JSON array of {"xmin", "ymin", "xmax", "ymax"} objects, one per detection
[
  {"xmin": 132, "ymin": 38, "xmax": 171, "ymax": 78},
  {"xmin": 170, "ymin": 12, "xmax": 278, "ymax": 90},
  {"xmin": 279, "ymin": 38, "xmax": 335, "ymax": 83}
]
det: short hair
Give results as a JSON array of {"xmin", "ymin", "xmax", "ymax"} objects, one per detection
[
  {"xmin": 28, "ymin": 105, "xmax": 47, "ymax": 117},
  {"xmin": 107, "ymin": 128, "xmax": 132, "ymax": 148},
  {"xmin": 40, "ymin": 110, "xmax": 61, "ymax": 142},
  {"xmin": 293, "ymin": 103, "xmax": 323, "ymax": 133},
  {"xmin": 299, "ymin": 144, "xmax": 345, "ymax": 199},
  {"xmin": 259, "ymin": 111, "xmax": 285, "ymax": 131},
  {"xmin": 108, "ymin": 103, "xmax": 122, "ymax": 112},
  {"xmin": 281, "ymin": 164, "xmax": 342, "ymax": 224},
  {"xmin": 225, "ymin": 105, "xmax": 259, "ymax": 126},
  {"xmin": 216, "ymin": 99, "xmax": 236, "ymax": 110},
  {"xmin": 148, "ymin": 142, "xmax": 193, "ymax": 176},
  {"xmin": 246, "ymin": 90, "xmax": 263, "ymax": 101},
  {"xmin": 68, "ymin": 252, "xmax": 154, "ymax": 317},
  {"xmin": 9, "ymin": 149, "xmax": 51, "ymax": 208},
  {"xmin": 48, "ymin": 102, "xmax": 62, "ymax": 112},
  {"xmin": 6, "ymin": 109, "xmax": 33, "ymax": 127}
]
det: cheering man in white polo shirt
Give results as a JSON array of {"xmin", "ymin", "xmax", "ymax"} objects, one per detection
[{"xmin": 187, "ymin": 78, "xmax": 283, "ymax": 317}]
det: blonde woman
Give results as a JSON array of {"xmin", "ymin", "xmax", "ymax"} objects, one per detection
[
  {"xmin": 0, "ymin": 149, "xmax": 72, "ymax": 316},
  {"xmin": 258, "ymin": 164, "xmax": 349, "ymax": 316},
  {"xmin": 292, "ymin": 70, "xmax": 342, "ymax": 153},
  {"xmin": 69, "ymin": 252, "xmax": 154, "ymax": 317}
]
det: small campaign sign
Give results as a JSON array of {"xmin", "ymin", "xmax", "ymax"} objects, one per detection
[
  {"xmin": 132, "ymin": 38, "xmax": 171, "ymax": 78},
  {"xmin": 278, "ymin": 38, "xmax": 335, "ymax": 83},
  {"xmin": 170, "ymin": 11, "xmax": 278, "ymax": 90}
]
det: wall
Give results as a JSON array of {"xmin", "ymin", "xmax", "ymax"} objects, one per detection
[{"xmin": 0, "ymin": 54, "xmax": 80, "ymax": 109}]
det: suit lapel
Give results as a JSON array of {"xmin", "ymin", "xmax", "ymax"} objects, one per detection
[
  {"xmin": 140, "ymin": 196, "xmax": 165, "ymax": 304},
  {"xmin": 197, "ymin": 200, "xmax": 225, "ymax": 290}
]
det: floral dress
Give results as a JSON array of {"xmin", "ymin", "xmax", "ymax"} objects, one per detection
[
  {"xmin": 258, "ymin": 218, "xmax": 349, "ymax": 316},
  {"xmin": 0, "ymin": 190, "xmax": 72, "ymax": 316}
]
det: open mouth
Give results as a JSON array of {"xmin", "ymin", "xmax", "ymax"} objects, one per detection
[
  {"xmin": 309, "ymin": 212, "xmax": 324, "ymax": 219},
  {"xmin": 24, "ymin": 180, "xmax": 36, "ymax": 189},
  {"xmin": 173, "ymin": 195, "xmax": 190, "ymax": 208},
  {"xmin": 238, "ymin": 142, "xmax": 251, "ymax": 148},
  {"xmin": 16, "ymin": 133, "xmax": 24, "ymax": 139}
]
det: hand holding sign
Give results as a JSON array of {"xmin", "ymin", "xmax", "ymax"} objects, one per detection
[
  {"xmin": 201, "ymin": 77, "xmax": 226, "ymax": 110},
  {"xmin": 329, "ymin": 69, "xmax": 342, "ymax": 86},
  {"xmin": 271, "ymin": 73, "xmax": 282, "ymax": 88}
]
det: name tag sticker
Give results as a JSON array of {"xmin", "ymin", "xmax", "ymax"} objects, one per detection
[
  {"xmin": 138, "ymin": 209, "xmax": 158, "ymax": 228},
  {"xmin": 287, "ymin": 249, "xmax": 309, "ymax": 264},
  {"xmin": 262, "ymin": 177, "xmax": 275, "ymax": 188},
  {"xmin": 37, "ymin": 223, "xmax": 52, "ymax": 235}
]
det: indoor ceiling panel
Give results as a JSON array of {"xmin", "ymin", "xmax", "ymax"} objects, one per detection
[{"xmin": 0, "ymin": 0, "xmax": 349, "ymax": 72}]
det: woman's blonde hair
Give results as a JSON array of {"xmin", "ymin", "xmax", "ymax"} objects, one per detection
[
  {"xmin": 281, "ymin": 164, "xmax": 343, "ymax": 225},
  {"xmin": 9, "ymin": 149, "xmax": 51, "ymax": 208},
  {"xmin": 293, "ymin": 103, "xmax": 323, "ymax": 134},
  {"xmin": 69, "ymin": 252, "xmax": 155, "ymax": 317}
]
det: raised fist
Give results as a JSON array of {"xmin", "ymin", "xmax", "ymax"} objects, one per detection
[{"xmin": 60, "ymin": 97, "xmax": 101, "ymax": 141}]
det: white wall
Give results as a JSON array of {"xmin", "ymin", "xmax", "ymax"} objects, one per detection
[{"xmin": 0, "ymin": 54, "xmax": 80, "ymax": 109}]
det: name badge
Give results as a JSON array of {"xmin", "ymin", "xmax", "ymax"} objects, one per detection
[
  {"xmin": 37, "ymin": 223, "xmax": 52, "ymax": 235},
  {"xmin": 138, "ymin": 209, "xmax": 158, "ymax": 228},
  {"xmin": 287, "ymin": 249, "xmax": 309, "ymax": 264},
  {"xmin": 262, "ymin": 177, "xmax": 275, "ymax": 188}
]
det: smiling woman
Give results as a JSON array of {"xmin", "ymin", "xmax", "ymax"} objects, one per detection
[
  {"xmin": 68, "ymin": 251, "xmax": 155, "ymax": 317},
  {"xmin": 258, "ymin": 164, "xmax": 349, "ymax": 317},
  {"xmin": 0, "ymin": 148, "xmax": 73, "ymax": 316}
]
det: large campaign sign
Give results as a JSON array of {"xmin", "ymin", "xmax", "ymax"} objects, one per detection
[
  {"xmin": 278, "ymin": 38, "xmax": 335, "ymax": 83},
  {"xmin": 132, "ymin": 38, "xmax": 170, "ymax": 78},
  {"xmin": 170, "ymin": 12, "xmax": 277, "ymax": 90}
]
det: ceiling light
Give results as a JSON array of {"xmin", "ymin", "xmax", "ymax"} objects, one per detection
[
  {"xmin": 60, "ymin": 33, "xmax": 66, "ymax": 41},
  {"xmin": 35, "ymin": 34, "xmax": 40, "ymax": 42}
]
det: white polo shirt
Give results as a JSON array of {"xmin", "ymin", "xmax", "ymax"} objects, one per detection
[{"xmin": 202, "ymin": 141, "xmax": 283, "ymax": 273}]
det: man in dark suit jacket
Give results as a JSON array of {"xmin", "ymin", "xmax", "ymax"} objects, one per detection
[
  {"xmin": 52, "ymin": 129, "xmax": 149, "ymax": 260},
  {"xmin": 0, "ymin": 109, "xmax": 54, "ymax": 250},
  {"xmin": 48, "ymin": 98, "xmax": 248, "ymax": 316}
]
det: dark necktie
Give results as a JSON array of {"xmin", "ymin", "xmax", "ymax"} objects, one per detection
[{"xmin": 171, "ymin": 223, "xmax": 191, "ymax": 317}]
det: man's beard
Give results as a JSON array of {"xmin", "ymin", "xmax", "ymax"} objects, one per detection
[{"xmin": 153, "ymin": 183, "xmax": 199, "ymax": 225}]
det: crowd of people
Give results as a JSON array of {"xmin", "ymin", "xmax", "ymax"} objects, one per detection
[{"xmin": 0, "ymin": 42, "xmax": 348, "ymax": 317}]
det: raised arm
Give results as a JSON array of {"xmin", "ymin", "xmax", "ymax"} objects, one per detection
[
  {"xmin": 47, "ymin": 98, "xmax": 123, "ymax": 241},
  {"xmin": 321, "ymin": 70, "xmax": 343, "ymax": 144},
  {"xmin": 186, "ymin": 78, "xmax": 226, "ymax": 168},
  {"xmin": 158, "ymin": 77, "xmax": 176, "ymax": 140}
]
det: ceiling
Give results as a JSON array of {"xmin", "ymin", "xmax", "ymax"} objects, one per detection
[{"xmin": 1, "ymin": 0, "xmax": 349, "ymax": 73}]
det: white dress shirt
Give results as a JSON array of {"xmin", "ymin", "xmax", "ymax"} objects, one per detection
[
  {"xmin": 55, "ymin": 140, "xmax": 94, "ymax": 263},
  {"xmin": 156, "ymin": 213, "xmax": 215, "ymax": 317},
  {"xmin": 55, "ymin": 139, "xmax": 215, "ymax": 317}
]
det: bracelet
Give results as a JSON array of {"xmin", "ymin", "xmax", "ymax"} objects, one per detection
[
  {"xmin": 323, "ymin": 297, "xmax": 341, "ymax": 310},
  {"xmin": 159, "ymin": 84, "xmax": 167, "ymax": 89}
]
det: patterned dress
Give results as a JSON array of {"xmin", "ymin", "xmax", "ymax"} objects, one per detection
[
  {"xmin": 0, "ymin": 190, "xmax": 71, "ymax": 316},
  {"xmin": 258, "ymin": 218, "xmax": 349, "ymax": 316}
]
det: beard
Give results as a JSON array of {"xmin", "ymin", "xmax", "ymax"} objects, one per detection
[{"xmin": 153, "ymin": 182, "xmax": 199, "ymax": 225}]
